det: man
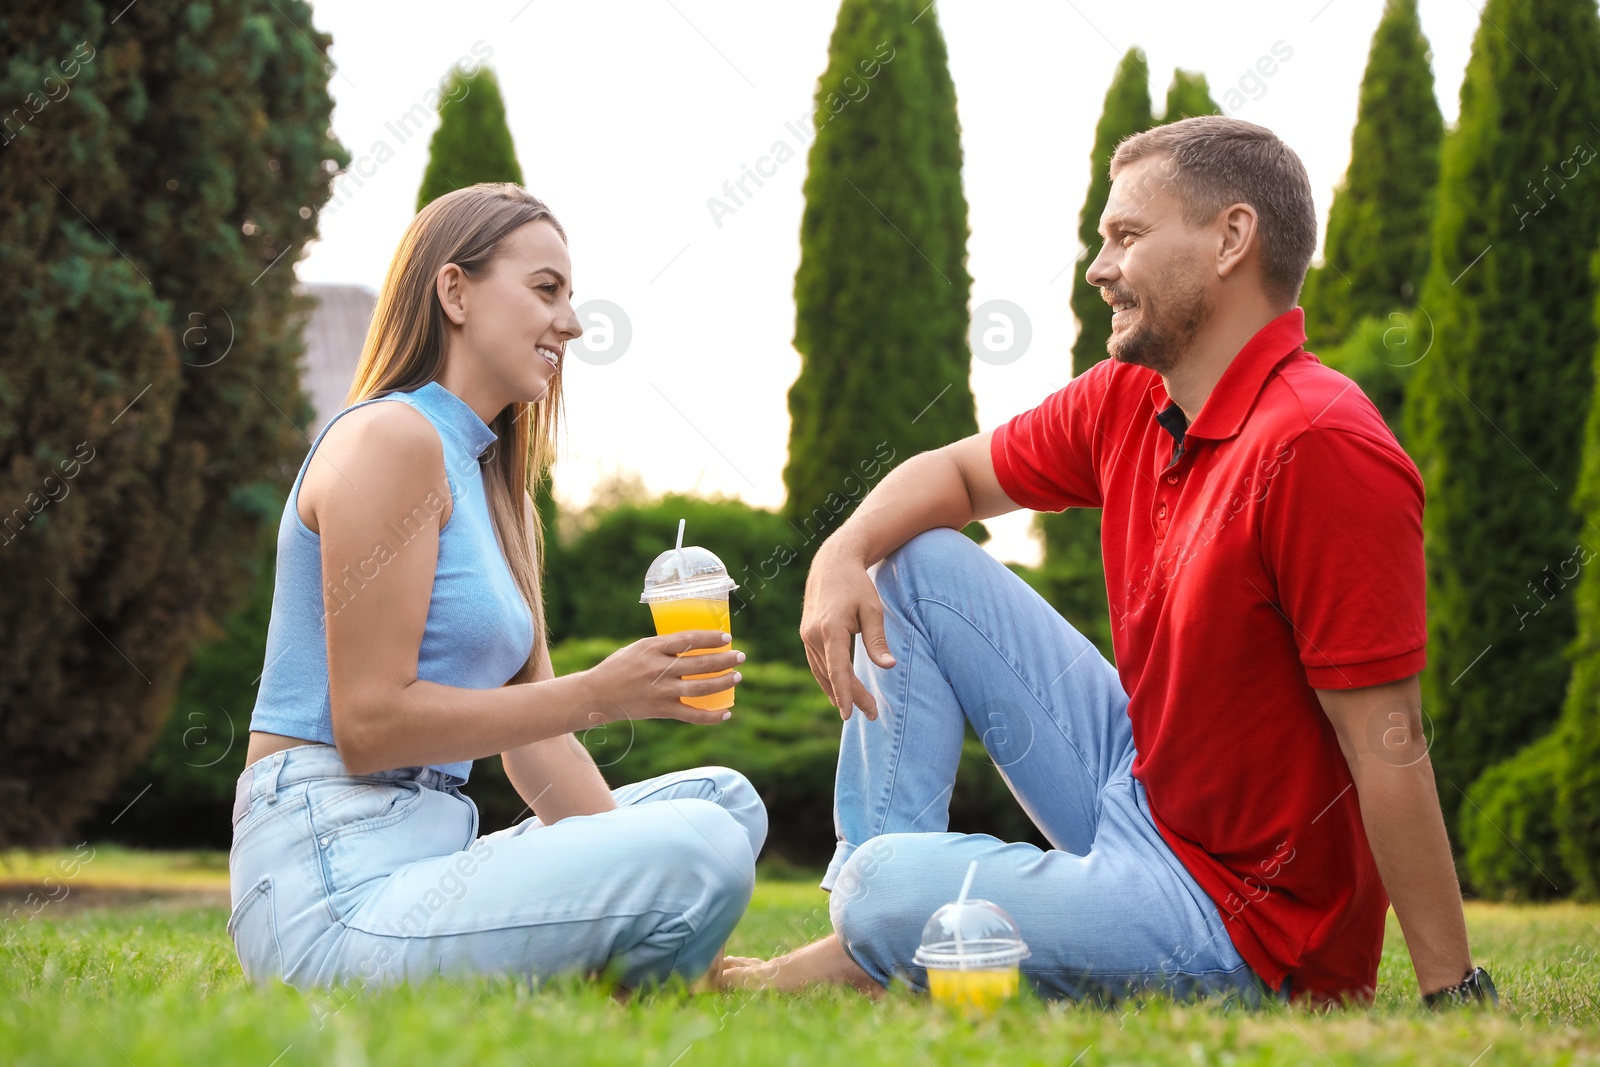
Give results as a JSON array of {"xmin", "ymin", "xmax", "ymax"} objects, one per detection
[{"xmin": 723, "ymin": 116, "xmax": 1494, "ymax": 1008}]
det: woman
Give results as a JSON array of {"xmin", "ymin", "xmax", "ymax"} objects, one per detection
[{"xmin": 228, "ymin": 183, "xmax": 765, "ymax": 992}]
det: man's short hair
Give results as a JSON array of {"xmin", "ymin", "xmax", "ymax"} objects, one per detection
[{"xmin": 1110, "ymin": 116, "xmax": 1317, "ymax": 306}]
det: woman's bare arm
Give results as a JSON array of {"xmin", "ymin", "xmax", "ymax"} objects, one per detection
[
  {"xmin": 304, "ymin": 402, "xmax": 740, "ymax": 776},
  {"xmin": 503, "ymin": 733, "xmax": 619, "ymax": 823}
]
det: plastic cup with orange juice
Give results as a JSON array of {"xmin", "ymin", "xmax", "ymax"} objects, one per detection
[
  {"xmin": 913, "ymin": 861, "xmax": 1030, "ymax": 1015},
  {"xmin": 640, "ymin": 520, "xmax": 741, "ymax": 711}
]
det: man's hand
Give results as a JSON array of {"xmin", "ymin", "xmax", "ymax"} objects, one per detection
[
  {"xmin": 799, "ymin": 541, "xmax": 897, "ymax": 720},
  {"xmin": 795, "ymin": 433, "xmax": 1016, "ymax": 720},
  {"xmin": 1315, "ymin": 673, "xmax": 1478, "ymax": 997}
]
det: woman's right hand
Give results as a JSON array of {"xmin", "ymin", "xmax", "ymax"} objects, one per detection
[{"xmin": 576, "ymin": 631, "xmax": 744, "ymax": 725}]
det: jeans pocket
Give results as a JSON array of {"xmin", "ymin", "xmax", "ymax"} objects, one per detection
[
  {"xmin": 228, "ymin": 875, "xmax": 284, "ymax": 986},
  {"xmin": 306, "ymin": 778, "xmax": 424, "ymax": 840},
  {"xmin": 308, "ymin": 778, "xmax": 427, "ymax": 901}
]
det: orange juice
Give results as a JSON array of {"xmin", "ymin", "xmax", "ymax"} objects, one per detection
[
  {"xmin": 914, "ymin": 886, "xmax": 1030, "ymax": 1016},
  {"xmin": 926, "ymin": 966, "xmax": 1019, "ymax": 1014},
  {"xmin": 648, "ymin": 596, "xmax": 734, "ymax": 710}
]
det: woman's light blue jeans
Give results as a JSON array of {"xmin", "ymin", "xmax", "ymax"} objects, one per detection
[
  {"xmin": 823, "ymin": 527, "xmax": 1274, "ymax": 1005},
  {"xmin": 227, "ymin": 743, "xmax": 766, "ymax": 991}
]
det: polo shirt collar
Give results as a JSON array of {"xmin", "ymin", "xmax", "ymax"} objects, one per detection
[
  {"xmin": 1146, "ymin": 307, "xmax": 1307, "ymax": 442},
  {"xmin": 411, "ymin": 379, "xmax": 499, "ymax": 459}
]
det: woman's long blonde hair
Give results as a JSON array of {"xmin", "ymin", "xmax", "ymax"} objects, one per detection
[{"xmin": 345, "ymin": 183, "xmax": 565, "ymax": 684}]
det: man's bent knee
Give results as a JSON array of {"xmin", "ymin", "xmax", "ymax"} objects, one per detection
[
  {"xmin": 872, "ymin": 528, "xmax": 1001, "ymax": 615},
  {"xmin": 879, "ymin": 527, "xmax": 982, "ymax": 579},
  {"xmin": 828, "ymin": 837, "xmax": 936, "ymax": 986}
]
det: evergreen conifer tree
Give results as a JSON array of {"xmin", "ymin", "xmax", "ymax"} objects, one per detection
[
  {"xmin": 1162, "ymin": 69, "xmax": 1219, "ymax": 121},
  {"xmin": 0, "ymin": 0, "xmax": 345, "ymax": 845},
  {"xmin": 783, "ymin": 0, "xmax": 977, "ymax": 551},
  {"xmin": 414, "ymin": 64, "xmax": 563, "ymax": 591},
  {"xmin": 1031, "ymin": 50, "xmax": 1153, "ymax": 660},
  {"xmin": 1302, "ymin": 0, "xmax": 1443, "ymax": 346},
  {"xmin": 1554, "ymin": 363, "xmax": 1600, "ymax": 893},
  {"xmin": 1401, "ymin": 0, "xmax": 1600, "ymax": 839},
  {"xmin": 416, "ymin": 66, "xmax": 524, "ymax": 210},
  {"xmin": 1069, "ymin": 50, "xmax": 1154, "ymax": 377}
]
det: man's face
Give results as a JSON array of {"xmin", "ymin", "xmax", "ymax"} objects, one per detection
[{"xmin": 1085, "ymin": 154, "xmax": 1216, "ymax": 375}]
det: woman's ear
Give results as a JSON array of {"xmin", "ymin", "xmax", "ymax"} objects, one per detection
[{"xmin": 436, "ymin": 262, "xmax": 469, "ymax": 326}]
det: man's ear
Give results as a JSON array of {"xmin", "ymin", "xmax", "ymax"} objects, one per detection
[
  {"xmin": 1215, "ymin": 203, "xmax": 1260, "ymax": 282},
  {"xmin": 436, "ymin": 263, "xmax": 469, "ymax": 326}
]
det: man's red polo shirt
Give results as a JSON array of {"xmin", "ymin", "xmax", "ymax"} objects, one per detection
[{"xmin": 989, "ymin": 307, "xmax": 1426, "ymax": 1003}]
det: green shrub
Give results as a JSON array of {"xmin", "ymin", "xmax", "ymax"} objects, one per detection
[
  {"xmin": 1460, "ymin": 730, "xmax": 1571, "ymax": 900},
  {"xmin": 548, "ymin": 494, "xmax": 810, "ymax": 669},
  {"xmin": 1556, "ymin": 694, "xmax": 1600, "ymax": 898}
]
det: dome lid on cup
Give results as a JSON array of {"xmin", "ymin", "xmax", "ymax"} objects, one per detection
[
  {"xmin": 640, "ymin": 545, "xmax": 739, "ymax": 603},
  {"xmin": 912, "ymin": 899, "xmax": 1031, "ymax": 971}
]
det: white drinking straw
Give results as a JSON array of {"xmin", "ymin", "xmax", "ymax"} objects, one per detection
[
  {"xmin": 674, "ymin": 518, "xmax": 688, "ymax": 582},
  {"xmin": 957, "ymin": 860, "xmax": 978, "ymax": 906},
  {"xmin": 954, "ymin": 859, "xmax": 978, "ymax": 965}
]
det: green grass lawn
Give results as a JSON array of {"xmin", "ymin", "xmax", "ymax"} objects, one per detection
[{"xmin": 2, "ymin": 846, "xmax": 1597, "ymax": 1065}]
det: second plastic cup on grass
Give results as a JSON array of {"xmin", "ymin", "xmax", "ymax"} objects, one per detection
[{"xmin": 914, "ymin": 862, "xmax": 1030, "ymax": 1015}]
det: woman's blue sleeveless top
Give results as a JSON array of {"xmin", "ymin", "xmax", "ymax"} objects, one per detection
[{"xmin": 249, "ymin": 380, "xmax": 535, "ymax": 785}]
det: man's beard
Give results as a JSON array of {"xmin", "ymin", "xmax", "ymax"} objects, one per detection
[{"xmin": 1105, "ymin": 262, "xmax": 1210, "ymax": 376}]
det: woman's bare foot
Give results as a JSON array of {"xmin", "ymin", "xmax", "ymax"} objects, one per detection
[{"xmin": 717, "ymin": 934, "xmax": 885, "ymax": 998}]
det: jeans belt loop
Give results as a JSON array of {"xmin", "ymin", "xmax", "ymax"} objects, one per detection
[{"xmin": 255, "ymin": 749, "xmax": 287, "ymax": 806}]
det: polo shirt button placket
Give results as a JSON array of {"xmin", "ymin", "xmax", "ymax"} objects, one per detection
[{"xmin": 1165, "ymin": 474, "xmax": 1178, "ymax": 484}]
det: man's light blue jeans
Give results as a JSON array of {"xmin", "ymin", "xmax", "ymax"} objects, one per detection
[
  {"xmin": 227, "ymin": 744, "xmax": 766, "ymax": 990},
  {"xmin": 823, "ymin": 527, "xmax": 1271, "ymax": 1004}
]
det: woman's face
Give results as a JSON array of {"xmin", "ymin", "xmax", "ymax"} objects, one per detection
[{"xmin": 442, "ymin": 218, "xmax": 582, "ymax": 406}]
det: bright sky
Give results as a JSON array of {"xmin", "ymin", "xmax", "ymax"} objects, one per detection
[{"xmin": 296, "ymin": 0, "xmax": 1478, "ymax": 566}]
